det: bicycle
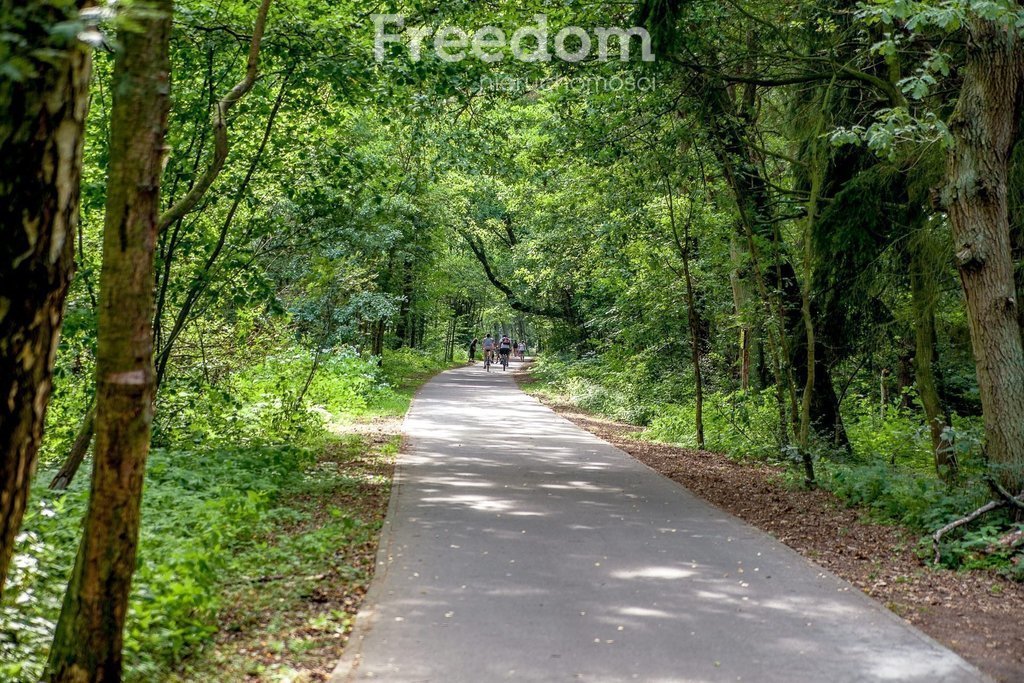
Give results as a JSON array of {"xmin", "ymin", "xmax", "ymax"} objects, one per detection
[
  {"xmin": 483, "ymin": 350, "xmax": 492, "ymax": 372},
  {"xmin": 500, "ymin": 350, "xmax": 509, "ymax": 371}
]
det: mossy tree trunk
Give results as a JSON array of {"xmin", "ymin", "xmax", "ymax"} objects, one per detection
[
  {"xmin": 908, "ymin": 234, "xmax": 956, "ymax": 480},
  {"xmin": 0, "ymin": 0, "xmax": 92, "ymax": 597},
  {"xmin": 702, "ymin": 79, "xmax": 850, "ymax": 453},
  {"xmin": 943, "ymin": 18, "xmax": 1024, "ymax": 494},
  {"xmin": 44, "ymin": 2, "xmax": 173, "ymax": 680}
]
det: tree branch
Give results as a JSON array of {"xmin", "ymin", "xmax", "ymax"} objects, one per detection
[
  {"xmin": 459, "ymin": 229, "xmax": 566, "ymax": 319},
  {"xmin": 158, "ymin": 0, "xmax": 273, "ymax": 233}
]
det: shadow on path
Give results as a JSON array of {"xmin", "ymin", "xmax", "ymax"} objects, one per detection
[{"xmin": 331, "ymin": 364, "xmax": 985, "ymax": 683}]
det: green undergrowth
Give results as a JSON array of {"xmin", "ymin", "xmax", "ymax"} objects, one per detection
[
  {"xmin": 151, "ymin": 348, "xmax": 458, "ymax": 453},
  {"xmin": 1, "ymin": 347, "xmax": 455, "ymax": 682},
  {"xmin": 169, "ymin": 432, "xmax": 401, "ymax": 682},
  {"xmin": 525, "ymin": 353, "xmax": 1022, "ymax": 579}
]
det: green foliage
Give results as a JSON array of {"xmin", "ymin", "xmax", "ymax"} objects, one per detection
[
  {"xmin": 822, "ymin": 462, "xmax": 982, "ymax": 531},
  {"xmin": 2, "ymin": 445, "xmax": 311, "ymax": 681},
  {"xmin": 644, "ymin": 390, "xmax": 782, "ymax": 460},
  {"xmin": 151, "ymin": 348, "xmax": 458, "ymax": 450},
  {"xmin": 530, "ymin": 353, "xmax": 782, "ymax": 457},
  {"xmin": 529, "ymin": 353, "xmax": 670, "ymax": 425},
  {"xmin": 382, "ymin": 347, "xmax": 463, "ymax": 389},
  {"xmin": 1, "ymin": 345, "xmax": 447, "ymax": 681},
  {"xmin": 842, "ymin": 399, "xmax": 931, "ymax": 468}
]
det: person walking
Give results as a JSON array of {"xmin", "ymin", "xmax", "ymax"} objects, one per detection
[{"xmin": 469, "ymin": 338, "xmax": 478, "ymax": 363}]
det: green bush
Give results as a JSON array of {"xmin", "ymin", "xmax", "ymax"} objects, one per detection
[
  {"xmin": 822, "ymin": 461, "xmax": 981, "ymax": 531},
  {"xmin": 643, "ymin": 389, "xmax": 781, "ymax": 460},
  {"xmin": 151, "ymin": 347, "xmax": 443, "ymax": 449}
]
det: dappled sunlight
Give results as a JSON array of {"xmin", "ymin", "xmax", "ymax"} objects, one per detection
[
  {"xmin": 336, "ymin": 365, "xmax": 983, "ymax": 683},
  {"xmin": 758, "ymin": 595, "xmax": 867, "ymax": 619},
  {"xmin": 417, "ymin": 476, "xmax": 495, "ymax": 489},
  {"xmin": 862, "ymin": 647, "xmax": 972, "ymax": 680},
  {"xmin": 538, "ymin": 480, "xmax": 621, "ymax": 493},
  {"xmin": 612, "ymin": 566, "xmax": 696, "ymax": 580},
  {"xmin": 616, "ymin": 606, "xmax": 674, "ymax": 618},
  {"xmin": 418, "ymin": 493, "xmax": 516, "ymax": 513}
]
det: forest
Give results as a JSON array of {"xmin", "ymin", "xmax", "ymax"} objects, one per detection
[{"xmin": 2, "ymin": 0, "xmax": 1024, "ymax": 680}]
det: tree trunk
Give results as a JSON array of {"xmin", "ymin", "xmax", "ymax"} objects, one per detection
[
  {"xmin": 729, "ymin": 237, "xmax": 753, "ymax": 390},
  {"xmin": 702, "ymin": 78, "xmax": 849, "ymax": 452},
  {"xmin": 895, "ymin": 351, "xmax": 914, "ymax": 410},
  {"xmin": 47, "ymin": 1, "xmax": 279, "ymax": 493},
  {"xmin": 1014, "ymin": 220, "xmax": 1024, "ymax": 340},
  {"xmin": 44, "ymin": 2, "xmax": 173, "ymax": 680},
  {"xmin": 395, "ymin": 263, "xmax": 413, "ymax": 348},
  {"xmin": 880, "ymin": 368, "xmax": 890, "ymax": 419},
  {"xmin": 0, "ymin": 0, "xmax": 92, "ymax": 596},
  {"xmin": 372, "ymin": 320, "xmax": 385, "ymax": 359},
  {"xmin": 942, "ymin": 18, "xmax": 1024, "ymax": 494},
  {"xmin": 909, "ymin": 240, "xmax": 957, "ymax": 479},
  {"xmin": 663, "ymin": 178, "xmax": 705, "ymax": 449},
  {"xmin": 48, "ymin": 403, "xmax": 95, "ymax": 490},
  {"xmin": 685, "ymin": 289, "xmax": 705, "ymax": 450},
  {"xmin": 797, "ymin": 118, "xmax": 825, "ymax": 487}
]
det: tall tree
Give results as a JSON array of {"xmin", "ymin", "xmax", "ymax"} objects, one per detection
[
  {"xmin": 943, "ymin": 14, "xmax": 1024, "ymax": 494},
  {"xmin": 0, "ymin": 0, "xmax": 92, "ymax": 596},
  {"xmin": 44, "ymin": 0, "xmax": 173, "ymax": 679}
]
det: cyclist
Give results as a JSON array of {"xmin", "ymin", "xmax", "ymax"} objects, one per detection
[
  {"xmin": 481, "ymin": 334, "xmax": 495, "ymax": 370},
  {"xmin": 498, "ymin": 334, "xmax": 513, "ymax": 369}
]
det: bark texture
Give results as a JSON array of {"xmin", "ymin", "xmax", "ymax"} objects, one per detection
[
  {"xmin": 44, "ymin": 2, "xmax": 173, "ymax": 680},
  {"xmin": 943, "ymin": 18, "xmax": 1024, "ymax": 494},
  {"xmin": 0, "ymin": 0, "xmax": 92, "ymax": 596}
]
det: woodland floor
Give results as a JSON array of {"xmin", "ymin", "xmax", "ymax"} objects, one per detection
[
  {"xmin": 173, "ymin": 417, "xmax": 401, "ymax": 682},
  {"xmin": 514, "ymin": 372, "xmax": 1024, "ymax": 682}
]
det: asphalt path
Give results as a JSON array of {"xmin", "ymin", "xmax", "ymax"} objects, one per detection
[{"xmin": 331, "ymin": 362, "xmax": 985, "ymax": 683}]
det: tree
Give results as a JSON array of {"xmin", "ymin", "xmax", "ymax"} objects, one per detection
[
  {"xmin": 942, "ymin": 14, "xmax": 1024, "ymax": 494},
  {"xmin": 49, "ymin": 0, "xmax": 275, "ymax": 491},
  {"xmin": 44, "ymin": 0, "xmax": 173, "ymax": 679},
  {"xmin": 0, "ymin": 0, "xmax": 92, "ymax": 596}
]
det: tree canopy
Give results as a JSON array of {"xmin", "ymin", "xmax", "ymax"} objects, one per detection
[{"xmin": 2, "ymin": 0, "xmax": 1024, "ymax": 679}]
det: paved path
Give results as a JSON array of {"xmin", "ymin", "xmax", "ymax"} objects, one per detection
[{"xmin": 331, "ymin": 364, "xmax": 985, "ymax": 683}]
